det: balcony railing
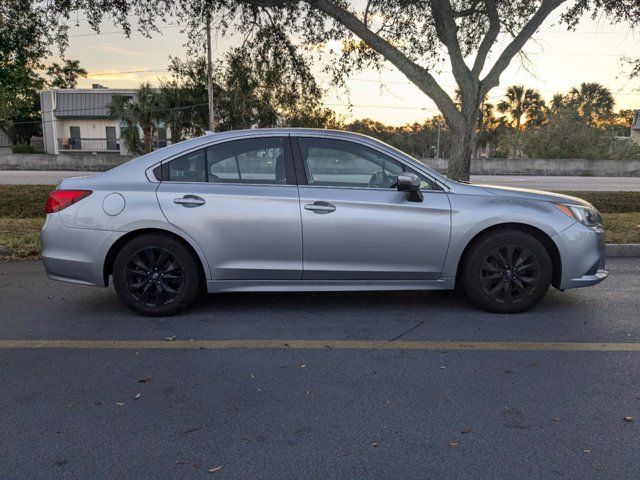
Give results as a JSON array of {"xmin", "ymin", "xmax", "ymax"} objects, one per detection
[{"xmin": 58, "ymin": 137, "xmax": 120, "ymax": 152}]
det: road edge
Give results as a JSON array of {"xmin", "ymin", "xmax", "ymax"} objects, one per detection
[{"xmin": 605, "ymin": 244, "xmax": 640, "ymax": 257}]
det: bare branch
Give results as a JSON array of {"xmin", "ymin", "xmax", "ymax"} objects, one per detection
[
  {"xmin": 306, "ymin": 0, "xmax": 461, "ymax": 121},
  {"xmin": 480, "ymin": 0, "xmax": 566, "ymax": 96},
  {"xmin": 471, "ymin": 0, "xmax": 500, "ymax": 76},
  {"xmin": 429, "ymin": 0, "xmax": 472, "ymax": 89},
  {"xmin": 363, "ymin": 0, "xmax": 372, "ymax": 27},
  {"xmin": 453, "ymin": 0, "xmax": 484, "ymax": 18}
]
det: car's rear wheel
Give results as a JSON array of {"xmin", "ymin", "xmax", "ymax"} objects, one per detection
[
  {"xmin": 112, "ymin": 233, "xmax": 202, "ymax": 316},
  {"xmin": 462, "ymin": 230, "xmax": 552, "ymax": 313}
]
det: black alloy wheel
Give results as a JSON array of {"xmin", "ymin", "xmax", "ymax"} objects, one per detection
[
  {"xmin": 124, "ymin": 247, "xmax": 185, "ymax": 306},
  {"xmin": 113, "ymin": 233, "xmax": 202, "ymax": 316},
  {"xmin": 479, "ymin": 244, "xmax": 540, "ymax": 304},
  {"xmin": 462, "ymin": 230, "xmax": 552, "ymax": 313}
]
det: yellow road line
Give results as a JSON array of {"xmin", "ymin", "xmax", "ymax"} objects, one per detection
[{"xmin": 0, "ymin": 339, "xmax": 640, "ymax": 351}]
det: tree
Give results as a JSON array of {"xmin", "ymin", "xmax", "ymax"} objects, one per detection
[
  {"xmin": 109, "ymin": 96, "xmax": 141, "ymax": 154},
  {"xmin": 566, "ymin": 82, "xmax": 615, "ymax": 126},
  {"xmin": 160, "ymin": 45, "xmax": 334, "ymax": 135},
  {"xmin": 46, "ymin": 59, "xmax": 88, "ymax": 89},
  {"xmin": 496, "ymin": 85, "xmax": 545, "ymax": 132},
  {"xmin": 55, "ymin": 0, "xmax": 639, "ymax": 180},
  {"xmin": 109, "ymin": 83, "xmax": 160, "ymax": 154},
  {"xmin": 161, "ymin": 56, "xmax": 211, "ymax": 140},
  {"xmin": 0, "ymin": 0, "xmax": 62, "ymax": 143}
]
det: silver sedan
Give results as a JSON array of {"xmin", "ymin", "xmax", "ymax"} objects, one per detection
[{"xmin": 41, "ymin": 128, "xmax": 607, "ymax": 316}]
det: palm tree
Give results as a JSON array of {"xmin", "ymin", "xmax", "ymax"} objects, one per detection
[
  {"xmin": 497, "ymin": 85, "xmax": 545, "ymax": 157},
  {"xmin": 109, "ymin": 95, "xmax": 140, "ymax": 154},
  {"xmin": 496, "ymin": 85, "xmax": 545, "ymax": 132},
  {"xmin": 567, "ymin": 82, "xmax": 614, "ymax": 126},
  {"xmin": 109, "ymin": 83, "xmax": 160, "ymax": 154},
  {"xmin": 548, "ymin": 93, "xmax": 566, "ymax": 115}
]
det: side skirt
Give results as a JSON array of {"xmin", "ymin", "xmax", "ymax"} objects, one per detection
[{"xmin": 206, "ymin": 278, "xmax": 455, "ymax": 293}]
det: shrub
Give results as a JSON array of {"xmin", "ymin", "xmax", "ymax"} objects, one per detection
[{"xmin": 12, "ymin": 144, "xmax": 45, "ymax": 154}]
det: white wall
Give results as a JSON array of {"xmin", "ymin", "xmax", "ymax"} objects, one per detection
[
  {"xmin": 56, "ymin": 119, "xmax": 121, "ymax": 140},
  {"xmin": 56, "ymin": 119, "xmax": 122, "ymax": 152}
]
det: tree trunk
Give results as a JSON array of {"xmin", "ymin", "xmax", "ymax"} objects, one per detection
[
  {"xmin": 446, "ymin": 117, "xmax": 476, "ymax": 182},
  {"xmin": 143, "ymin": 127, "xmax": 153, "ymax": 153}
]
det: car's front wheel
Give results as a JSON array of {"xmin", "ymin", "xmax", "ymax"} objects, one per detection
[
  {"xmin": 112, "ymin": 233, "xmax": 202, "ymax": 316},
  {"xmin": 461, "ymin": 229, "xmax": 552, "ymax": 313}
]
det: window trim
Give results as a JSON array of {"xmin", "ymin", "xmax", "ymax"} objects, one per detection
[
  {"xmin": 158, "ymin": 136, "xmax": 296, "ymax": 186},
  {"xmin": 291, "ymin": 136, "xmax": 443, "ymax": 192}
]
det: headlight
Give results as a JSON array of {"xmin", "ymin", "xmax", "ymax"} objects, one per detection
[{"xmin": 553, "ymin": 203, "xmax": 602, "ymax": 227}]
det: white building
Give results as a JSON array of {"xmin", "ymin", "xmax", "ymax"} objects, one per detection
[
  {"xmin": 632, "ymin": 110, "xmax": 640, "ymax": 145},
  {"xmin": 39, "ymin": 86, "xmax": 168, "ymax": 155}
]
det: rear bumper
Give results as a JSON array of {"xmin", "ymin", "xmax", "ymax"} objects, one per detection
[
  {"xmin": 41, "ymin": 214, "xmax": 120, "ymax": 287},
  {"xmin": 555, "ymin": 222, "xmax": 608, "ymax": 290}
]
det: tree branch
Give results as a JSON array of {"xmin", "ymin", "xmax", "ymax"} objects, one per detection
[
  {"xmin": 471, "ymin": 0, "xmax": 500, "ymax": 76},
  {"xmin": 306, "ymin": 0, "xmax": 461, "ymax": 121},
  {"xmin": 453, "ymin": 0, "xmax": 483, "ymax": 18},
  {"xmin": 480, "ymin": 0, "xmax": 566, "ymax": 96},
  {"xmin": 429, "ymin": 0, "xmax": 472, "ymax": 90}
]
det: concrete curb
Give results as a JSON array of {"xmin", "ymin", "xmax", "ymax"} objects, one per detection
[
  {"xmin": 0, "ymin": 245, "xmax": 12, "ymax": 257},
  {"xmin": 605, "ymin": 244, "xmax": 640, "ymax": 257}
]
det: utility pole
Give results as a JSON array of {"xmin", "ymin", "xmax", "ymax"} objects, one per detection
[
  {"xmin": 206, "ymin": 12, "xmax": 215, "ymax": 132},
  {"xmin": 435, "ymin": 122, "xmax": 441, "ymax": 158}
]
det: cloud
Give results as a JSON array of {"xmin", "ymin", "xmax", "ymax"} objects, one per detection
[{"xmin": 90, "ymin": 46, "xmax": 146, "ymax": 56}]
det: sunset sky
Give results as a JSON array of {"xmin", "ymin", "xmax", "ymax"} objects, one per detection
[{"xmin": 57, "ymin": 9, "xmax": 640, "ymax": 126}]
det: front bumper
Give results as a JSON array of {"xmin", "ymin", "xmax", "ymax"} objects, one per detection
[
  {"xmin": 41, "ymin": 213, "xmax": 120, "ymax": 287},
  {"xmin": 555, "ymin": 222, "xmax": 608, "ymax": 290}
]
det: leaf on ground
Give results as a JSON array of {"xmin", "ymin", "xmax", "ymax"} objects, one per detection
[
  {"xmin": 370, "ymin": 442, "xmax": 378, "ymax": 448},
  {"xmin": 448, "ymin": 441, "xmax": 459, "ymax": 447},
  {"xmin": 460, "ymin": 428, "xmax": 471, "ymax": 434},
  {"xmin": 116, "ymin": 402, "xmax": 125, "ymax": 406},
  {"xmin": 623, "ymin": 416, "xmax": 634, "ymax": 422},
  {"xmin": 208, "ymin": 466, "xmax": 222, "ymax": 473},
  {"xmin": 138, "ymin": 378, "xmax": 151, "ymax": 383},
  {"xmin": 553, "ymin": 417, "xmax": 561, "ymax": 422},
  {"xmin": 300, "ymin": 364, "xmax": 306, "ymax": 368},
  {"xmin": 165, "ymin": 335, "xmax": 177, "ymax": 341},
  {"xmin": 133, "ymin": 393, "xmax": 141, "ymax": 400},
  {"xmin": 582, "ymin": 449, "xmax": 591, "ymax": 453}
]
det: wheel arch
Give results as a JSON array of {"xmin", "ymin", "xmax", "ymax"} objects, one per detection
[
  {"xmin": 103, "ymin": 228, "xmax": 209, "ymax": 286},
  {"xmin": 454, "ymin": 223, "xmax": 562, "ymax": 289}
]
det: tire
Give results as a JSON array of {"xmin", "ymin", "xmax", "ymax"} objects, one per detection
[
  {"xmin": 461, "ymin": 229, "xmax": 552, "ymax": 314},
  {"xmin": 112, "ymin": 233, "xmax": 202, "ymax": 316}
]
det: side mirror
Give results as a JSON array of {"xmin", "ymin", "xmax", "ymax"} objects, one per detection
[{"xmin": 396, "ymin": 173, "xmax": 424, "ymax": 203}]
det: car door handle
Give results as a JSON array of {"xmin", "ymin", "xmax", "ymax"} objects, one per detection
[
  {"xmin": 304, "ymin": 201, "xmax": 336, "ymax": 214},
  {"xmin": 174, "ymin": 195, "xmax": 206, "ymax": 207}
]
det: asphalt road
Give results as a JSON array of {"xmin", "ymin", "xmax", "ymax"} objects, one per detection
[
  {"xmin": 1, "ymin": 258, "xmax": 639, "ymax": 479},
  {"xmin": 1, "ymin": 169, "xmax": 640, "ymax": 190}
]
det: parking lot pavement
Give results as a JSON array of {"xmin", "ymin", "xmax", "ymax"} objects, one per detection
[{"xmin": 1, "ymin": 259, "xmax": 639, "ymax": 479}]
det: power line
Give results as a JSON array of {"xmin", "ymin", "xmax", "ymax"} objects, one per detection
[
  {"xmin": 88, "ymin": 68, "xmax": 169, "ymax": 77},
  {"xmin": 68, "ymin": 24, "xmax": 182, "ymax": 38}
]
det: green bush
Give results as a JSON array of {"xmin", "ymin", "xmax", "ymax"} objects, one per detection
[{"xmin": 12, "ymin": 144, "xmax": 45, "ymax": 154}]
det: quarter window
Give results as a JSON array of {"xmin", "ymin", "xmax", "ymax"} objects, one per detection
[
  {"xmin": 168, "ymin": 149, "xmax": 206, "ymax": 182},
  {"xmin": 298, "ymin": 138, "xmax": 433, "ymax": 189}
]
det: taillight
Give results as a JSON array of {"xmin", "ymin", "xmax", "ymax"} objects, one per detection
[{"xmin": 45, "ymin": 190, "xmax": 92, "ymax": 214}]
